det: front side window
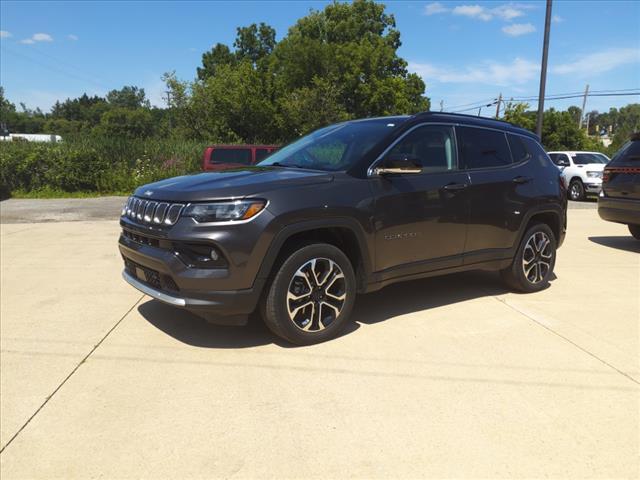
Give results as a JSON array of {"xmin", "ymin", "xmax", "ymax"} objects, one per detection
[
  {"xmin": 457, "ymin": 126, "xmax": 512, "ymax": 170},
  {"xmin": 211, "ymin": 148, "xmax": 252, "ymax": 165},
  {"xmin": 386, "ymin": 125, "xmax": 456, "ymax": 173}
]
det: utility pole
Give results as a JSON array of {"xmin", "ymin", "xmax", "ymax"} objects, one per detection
[
  {"xmin": 579, "ymin": 84, "xmax": 590, "ymax": 128},
  {"xmin": 439, "ymin": 100, "xmax": 444, "ymax": 112},
  {"xmin": 495, "ymin": 93, "xmax": 502, "ymax": 118},
  {"xmin": 536, "ymin": 0, "xmax": 553, "ymax": 138},
  {"xmin": 478, "ymin": 107, "xmax": 482, "ymax": 117},
  {"xmin": 585, "ymin": 112, "xmax": 590, "ymax": 134}
]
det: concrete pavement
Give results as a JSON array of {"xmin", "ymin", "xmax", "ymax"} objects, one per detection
[{"xmin": 0, "ymin": 208, "xmax": 638, "ymax": 478}]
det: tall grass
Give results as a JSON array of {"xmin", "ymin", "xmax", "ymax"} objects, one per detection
[{"xmin": 0, "ymin": 135, "xmax": 208, "ymax": 199}]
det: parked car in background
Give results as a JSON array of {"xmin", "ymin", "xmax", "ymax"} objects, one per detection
[
  {"xmin": 548, "ymin": 151, "xmax": 610, "ymax": 201},
  {"xmin": 120, "ymin": 112, "xmax": 566, "ymax": 345},
  {"xmin": 598, "ymin": 134, "xmax": 640, "ymax": 240},
  {"xmin": 202, "ymin": 144, "xmax": 279, "ymax": 171}
]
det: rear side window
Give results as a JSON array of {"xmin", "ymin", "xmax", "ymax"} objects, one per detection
[
  {"xmin": 210, "ymin": 148, "xmax": 252, "ymax": 165},
  {"xmin": 610, "ymin": 141, "xmax": 640, "ymax": 166},
  {"xmin": 522, "ymin": 136, "xmax": 554, "ymax": 168},
  {"xmin": 255, "ymin": 148, "xmax": 272, "ymax": 162},
  {"xmin": 507, "ymin": 134, "xmax": 532, "ymax": 164},
  {"xmin": 457, "ymin": 126, "xmax": 512, "ymax": 169}
]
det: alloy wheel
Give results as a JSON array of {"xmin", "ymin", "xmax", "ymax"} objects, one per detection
[
  {"xmin": 522, "ymin": 231, "xmax": 553, "ymax": 284},
  {"xmin": 570, "ymin": 183, "xmax": 582, "ymax": 200},
  {"xmin": 286, "ymin": 258, "xmax": 346, "ymax": 332}
]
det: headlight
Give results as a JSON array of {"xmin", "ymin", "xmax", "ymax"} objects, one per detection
[
  {"xmin": 587, "ymin": 171, "xmax": 602, "ymax": 179},
  {"xmin": 182, "ymin": 200, "xmax": 266, "ymax": 223}
]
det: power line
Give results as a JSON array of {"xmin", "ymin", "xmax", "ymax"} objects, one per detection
[{"xmin": 447, "ymin": 90, "xmax": 640, "ymax": 113}]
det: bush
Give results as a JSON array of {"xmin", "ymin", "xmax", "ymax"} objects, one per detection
[{"xmin": 0, "ymin": 135, "xmax": 207, "ymax": 198}]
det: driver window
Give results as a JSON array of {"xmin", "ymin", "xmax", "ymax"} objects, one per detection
[{"xmin": 387, "ymin": 125, "xmax": 456, "ymax": 173}]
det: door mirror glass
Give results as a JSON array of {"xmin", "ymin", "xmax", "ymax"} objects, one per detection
[{"xmin": 375, "ymin": 154, "xmax": 422, "ymax": 175}]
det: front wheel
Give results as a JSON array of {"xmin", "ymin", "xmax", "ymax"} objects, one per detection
[
  {"xmin": 262, "ymin": 243, "xmax": 356, "ymax": 345},
  {"xmin": 501, "ymin": 223, "xmax": 557, "ymax": 293},
  {"xmin": 569, "ymin": 179, "xmax": 585, "ymax": 201},
  {"xmin": 629, "ymin": 224, "xmax": 640, "ymax": 240}
]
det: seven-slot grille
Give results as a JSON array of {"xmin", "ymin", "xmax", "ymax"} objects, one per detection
[{"xmin": 123, "ymin": 197, "xmax": 185, "ymax": 225}]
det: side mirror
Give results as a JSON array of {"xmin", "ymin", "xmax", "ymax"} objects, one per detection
[{"xmin": 374, "ymin": 153, "xmax": 422, "ymax": 175}]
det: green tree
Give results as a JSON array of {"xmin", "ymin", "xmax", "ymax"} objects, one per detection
[
  {"xmin": 197, "ymin": 44, "xmax": 236, "ymax": 81},
  {"xmin": 181, "ymin": 0, "xmax": 430, "ymax": 143},
  {"xmin": 502, "ymin": 102, "xmax": 536, "ymax": 131},
  {"xmin": 106, "ymin": 86, "xmax": 150, "ymax": 109},
  {"xmin": 234, "ymin": 23, "xmax": 276, "ymax": 65},
  {"xmin": 96, "ymin": 107, "xmax": 154, "ymax": 138}
]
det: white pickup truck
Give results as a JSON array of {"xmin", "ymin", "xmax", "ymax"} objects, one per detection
[{"xmin": 547, "ymin": 151, "xmax": 610, "ymax": 201}]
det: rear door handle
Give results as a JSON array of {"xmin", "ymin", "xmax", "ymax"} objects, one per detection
[
  {"xmin": 512, "ymin": 176, "xmax": 532, "ymax": 184},
  {"xmin": 441, "ymin": 182, "xmax": 468, "ymax": 191}
]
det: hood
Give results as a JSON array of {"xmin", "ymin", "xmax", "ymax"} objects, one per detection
[{"xmin": 133, "ymin": 166, "xmax": 334, "ymax": 202}]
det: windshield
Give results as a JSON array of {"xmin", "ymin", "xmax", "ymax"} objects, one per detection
[
  {"xmin": 572, "ymin": 153, "xmax": 609, "ymax": 165},
  {"xmin": 258, "ymin": 118, "xmax": 407, "ymax": 171}
]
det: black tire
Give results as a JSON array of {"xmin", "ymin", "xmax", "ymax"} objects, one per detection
[
  {"xmin": 568, "ymin": 179, "xmax": 585, "ymax": 201},
  {"xmin": 501, "ymin": 223, "xmax": 557, "ymax": 293},
  {"xmin": 629, "ymin": 224, "xmax": 640, "ymax": 240},
  {"xmin": 262, "ymin": 243, "xmax": 356, "ymax": 345}
]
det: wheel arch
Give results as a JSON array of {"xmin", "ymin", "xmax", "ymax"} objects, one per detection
[{"xmin": 256, "ymin": 219, "xmax": 372, "ymax": 293}]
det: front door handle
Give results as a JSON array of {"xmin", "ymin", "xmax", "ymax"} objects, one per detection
[
  {"xmin": 441, "ymin": 182, "xmax": 468, "ymax": 191},
  {"xmin": 512, "ymin": 176, "xmax": 532, "ymax": 184}
]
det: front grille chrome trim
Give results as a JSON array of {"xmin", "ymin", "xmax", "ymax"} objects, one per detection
[{"xmin": 123, "ymin": 197, "xmax": 184, "ymax": 226}]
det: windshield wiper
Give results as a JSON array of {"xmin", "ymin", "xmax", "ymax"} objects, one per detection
[{"xmin": 270, "ymin": 162, "xmax": 304, "ymax": 168}]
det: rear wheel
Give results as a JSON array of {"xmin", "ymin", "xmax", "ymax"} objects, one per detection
[
  {"xmin": 501, "ymin": 223, "xmax": 557, "ymax": 293},
  {"xmin": 569, "ymin": 179, "xmax": 585, "ymax": 201},
  {"xmin": 262, "ymin": 243, "xmax": 356, "ymax": 345},
  {"xmin": 629, "ymin": 224, "xmax": 640, "ymax": 240}
]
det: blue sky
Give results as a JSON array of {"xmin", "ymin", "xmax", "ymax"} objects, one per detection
[{"xmin": 1, "ymin": 1, "xmax": 639, "ymax": 115}]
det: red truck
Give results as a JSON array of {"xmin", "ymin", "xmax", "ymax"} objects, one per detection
[{"xmin": 202, "ymin": 145, "xmax": 279, "ymax": 171}]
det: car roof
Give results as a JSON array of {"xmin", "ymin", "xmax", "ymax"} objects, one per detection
[{"xmin": 411, "ymin": 112, "xmax": 539, "ymax": 139}]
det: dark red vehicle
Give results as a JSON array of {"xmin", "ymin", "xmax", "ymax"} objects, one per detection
[{"xmin": 202, "ymin": 145, "xmax": 279, "ymax": 171}]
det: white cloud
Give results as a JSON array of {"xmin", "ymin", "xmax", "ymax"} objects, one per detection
[
  {"xmin": 453, "ymin": 5, "xmax": 492, "ymax": 21},
  {"xmin": 409, "ymin": 57, "xmax": 539, "ymax": 86},
  {"xmin": 502, "ymin": 23, "xmax": 536, "ymax": 36},
  {"xmin": 0, "ymin": 30, "xmax": 12, "ymax": 38},
  {"xmin": 32, "ymin": 33, "xmax": 53, "ymax": 42},
  {"xmin": 492, "ymin": 5, "xmax": 527, "ymax": 21},
  {"xmin": 552, "ymin": 15, "xmax": 563, "ymax": 23},
  {"xmin": 423, "ymin": 2, "xmax": 449, "ymax": 15},
  {"xmin": 552, "ymin": 48, "xmax": 640, "ymax": 76},
  {"xmin": 442, "ymin": 3, "xmax": 532, "ymax": 22},
  {"xmin": 67, "ymin": 34, "xmax": 79, "ymax": 41},
  {"xmin": 20, "ymin": 32, "xmax": 53, "ymax": 44}
]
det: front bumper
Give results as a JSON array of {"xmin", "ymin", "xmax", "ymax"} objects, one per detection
[
  {"xmin": 118, "ymin": 221, "xmax": 267, "ymax": 325},
  {"xmin": 584, "ymin": 181, "xmax": 602, "ymax": 194},
  {"xmin": 598, "ymin": 196, "xmax": 640, "ymax": 226}
]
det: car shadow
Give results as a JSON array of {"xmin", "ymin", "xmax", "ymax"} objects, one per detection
[
  {"xmin": 588, "ymin": 235, "xmax": 640, "ymax": 253},
  {"xmin": 351, "ymin": 271, "xmax": 509, "ymax": 325},
  {"xmin": 139, "ymin": 271, "xmax": 520, "ymax": 348}
]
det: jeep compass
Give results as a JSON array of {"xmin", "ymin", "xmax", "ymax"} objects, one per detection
[{"xmin": 119, "ymin": 112, "xmax": 567, "ymax": 345}]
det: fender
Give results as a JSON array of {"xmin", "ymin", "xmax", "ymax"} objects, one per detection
[
  {"xmin": 512, "ymin": 205, "xmax": 565, "ymax": 252},
  {"xmin": 255, "ymin": 217, "xmax": 374, "ymax": 286}
]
